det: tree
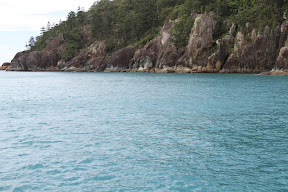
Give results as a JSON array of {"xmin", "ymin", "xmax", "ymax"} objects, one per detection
[
  {"xmin": 40, "ymin": 26, "xmax": 46, "ymax": 34},
  {"xmin": 77, "ymin": 6, "xmax": 86, "ymax": 26},
  {"xmin": 29, "ymin": 36, "xmax": 35, "ymax": 47},
  {"xmin": 134, "ymin": 0, "xmax": 158, "ymax": 36},
  {"xmin": 46, "ymin": 21, "xmax": 51, "ymax": 31},
  {"xmin": 67, "ymin": 11, "xmax": 77, "ymax": 30},
  {"xmin": 92, "ymin": 9, "xmax": 103, "ymax": 39},
  {"xmin": 171, "ymin": 14, "xmax": 194, "ymax": 48},
  {"xmin": 61, "ymin": 28, "xmax": 82, "ymax": 61},
  {"xmin": 26, "ymin": 36, "xmax": 35, "ymax": 50}
]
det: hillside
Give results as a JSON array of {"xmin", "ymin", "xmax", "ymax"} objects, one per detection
[{"xmin": 1, "ymin": 0, "xmax": 288, "ymax": 74}]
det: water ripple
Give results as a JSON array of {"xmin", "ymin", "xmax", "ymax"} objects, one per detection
[{"xmin": 0, "ymin": 72, "xmax": 287, "ymax": 191}]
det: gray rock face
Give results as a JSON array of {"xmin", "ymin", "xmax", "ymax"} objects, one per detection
[
  {"xmin": 222, "ymin": 25, "xmax": 283, "ymax": 73},
  {"xmin": 8, "ymin": 51, "xmax": 29, "ymax": 71},
  {"xmin": 275, "ymin": 47, "xmax": 288, "ymax": 70},
  {"xmin": 128, "ymin": 22, "xmax": 178, "ymax": 72},
  {"xmin": 186, "ymin": 14, "xmax": 216, "ymax": 70},
  {"xmin": 130, "ymin": 38, "xmax": 161, "ymax": 72},
  {"xmin": 7, "ymin": 33, "xmax": 64, "ymax": 71},
  {"xmin": 105, "ymin": 46, "xmax": 136, "ymax": 72},
  {"xmin": 64, "ymin": 41, "xmax": 107, "ymax": 72},
  {"xmin": 205, "ymin": 25, "xmax": 236, "ymax": 72}
]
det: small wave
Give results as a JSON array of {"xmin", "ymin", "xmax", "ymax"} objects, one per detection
[
  {"xmin": 23, "ymin": 163, "xmax": 45, "ymax": 170},
  {"xmin": 46, "ymin": 169, "xmax": 61, "ymax": 175},
  {"xmin": 80, "ymin": 158, "xmax": 94, "ymax": 164},
  {"xmin": 91, "ymin": 175, "xmax": 116, "ymax": 181}
]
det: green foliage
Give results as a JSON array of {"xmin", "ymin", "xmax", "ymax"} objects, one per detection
[
  {"xmin": 171, "ymin": 15, "xmax": 194, "ymax": 48},
  {"xmin": 213, "ymin": 19, "xmax": 229, "ymax": 40},
  {"xmin": 27, "ymin": 0, "xmax": 288, "ymax": 60},
  {"xmin": 61, "ymin": 28, "xmax": 82, "ymax": 61},
  {"xmin": 90, "ymin": 0, "xmax": 161, "ymax": 52},
  {"xmin": 29, "ymin": 7, "xmax": 88, "ymax": 60},
  {"xmin": 231, "ymin": 0, "xmax": 286, "ymax": 29},
  {"xmin": 137, "ymin": 27, "xmax": 160, "ymax": 46}
]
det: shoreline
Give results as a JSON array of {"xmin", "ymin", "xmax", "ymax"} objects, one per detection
[{"xmin": 1, "ymin": 67, "xmax": 288, "ymax": 76}]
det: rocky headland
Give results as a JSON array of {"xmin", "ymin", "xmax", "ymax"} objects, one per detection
[{"xmin": 2, "ymin": 13, "xmax": 288, "ymax": 75}]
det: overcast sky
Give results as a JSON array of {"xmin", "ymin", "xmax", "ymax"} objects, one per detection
[{"xmin": 0, "ymin": 0, "xmax": 96, "ymax": 65}]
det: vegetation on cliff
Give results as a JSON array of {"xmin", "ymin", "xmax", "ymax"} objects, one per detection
[{"xmin": 26, "ymin": 0, "xmax": 288, "ymax": 62}]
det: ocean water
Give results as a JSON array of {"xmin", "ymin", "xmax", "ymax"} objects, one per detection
[{"xmin": 0, "ymin": 71, "xmax": 287, "ymax": 192}]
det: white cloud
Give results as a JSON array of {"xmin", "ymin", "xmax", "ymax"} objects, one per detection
[{"xmin": 0, "ymin": 0, "xmax": 96, "ymax": 31}]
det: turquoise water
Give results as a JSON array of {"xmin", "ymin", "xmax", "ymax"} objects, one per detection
[{"xmin": 0, "ymin": 71, "xmax": 287, "ymax": 191}]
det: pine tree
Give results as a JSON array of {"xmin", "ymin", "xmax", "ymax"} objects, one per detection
[
  {"xmin": 46, "ymin": 22, "xmax": 51, "ymax": 31},
  {"xmin": 40, "ymin": 26, "xmax": 46, "ymax": 35}
]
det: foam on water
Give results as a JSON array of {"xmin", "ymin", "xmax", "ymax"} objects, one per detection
[{"xmin": 0, "ymin": 71, "xmax": 287, "ymax": 191}]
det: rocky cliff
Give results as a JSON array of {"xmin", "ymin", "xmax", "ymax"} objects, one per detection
[{"xmin": 3, "ymin": 14, "xmax": 288, "ymax": 75}]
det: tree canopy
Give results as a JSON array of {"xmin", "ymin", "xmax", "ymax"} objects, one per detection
[{"xmin": 28, "ymin": 0, "xmax": 288, "ymax": 60}]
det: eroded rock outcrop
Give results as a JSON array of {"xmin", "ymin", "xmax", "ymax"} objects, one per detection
[
  {"xmin": 275, "ymin": 46, "xmax": 288, "ymax": 70},
  {"xmin": 7, "ymin": 33, "xmax": 64, "ymax": 71},
  {"xmin": 129, "ymin": 22, "xmax": 178, "ymax": 72},
  {"xmin": 105, "ymin": 46, "xmax": 136, "ymax": 72},
  {"xmin": 104, "ymin": 22, "xmax": 178, "ymax": 73},
  {"xmin": 186, "ymin": 14, "xmax": 216, "ymax": 71},
  {"xmin": 0, "ymin": 62, "xmax": 11, "ymax": 70},
  {"xmin": 130, "ymin": 38, "xmax": 161, "ymax": 72},
  {"xmin": 63, "ymin": 41, "xmax": 107, "ymax": 72},
  {"xmin": 275, "ymin": 21, "xmax": 288, "ymax": 71},
  {"xmin": 222, "ymin": 26, "xmax": 282, "ymax": 73},
  {"xmin": 206, "ymin": 24, "xmax": 237, "ymax": 72}
]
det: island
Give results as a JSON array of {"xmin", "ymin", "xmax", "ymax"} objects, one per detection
[{"xmin": 1, "ymin": 0, "xmax": 288, "ymax": 75}]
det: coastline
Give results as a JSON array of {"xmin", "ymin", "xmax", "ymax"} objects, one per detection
[
  {"xmin": 1, "ymin": 66, "xmax": 288, "ymax": 76},
  {"xmin": 2, "ymin": 14, "xmax": 288, "ymax": 75}
]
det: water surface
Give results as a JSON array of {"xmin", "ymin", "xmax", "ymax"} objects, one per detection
[{"xmin": 0, "ymin": 71, "xmax": 287, "ymax": 191}]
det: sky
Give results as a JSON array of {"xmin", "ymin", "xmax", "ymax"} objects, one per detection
[{"xmin": 0, "ymin": 0, "xmax": 96, "ymax": 65}]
